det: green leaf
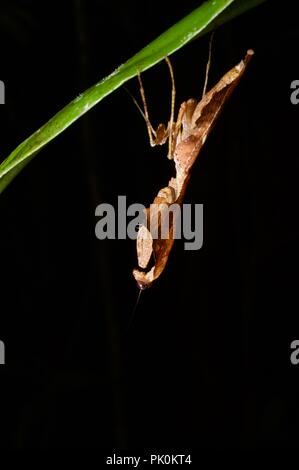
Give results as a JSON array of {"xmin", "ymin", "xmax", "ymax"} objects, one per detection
[{"xmin": 0, "ymin": 0, "xmax": 267, "ymax": 194}]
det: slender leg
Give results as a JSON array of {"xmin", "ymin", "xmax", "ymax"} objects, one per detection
[
  {"xmin": 165, "ymin": 57, "xmax": 176, "ymax": 159},
  {"xmin": 137, "ymin": 57, "xmax": 176, "ymax": 155},
  {"xmin": 137, "ymin": 71, "xmax": 157, "ymax": 147},
  {"xmin": 172, "ymin": 101, "xmax": 186, "ymax": 149},
  {"xmin": 202, "ymin": 32, "xmax": 214, "ymax": 98}
]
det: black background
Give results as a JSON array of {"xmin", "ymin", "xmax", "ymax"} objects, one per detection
[{"xmin": 0, "ymin": 0, "xmax": 299, "ymax": 451}]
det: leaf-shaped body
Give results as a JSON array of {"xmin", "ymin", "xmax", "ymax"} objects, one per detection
[{"xmin": 133, "ymin": 50, "xmax": 254, "ymax": 289}]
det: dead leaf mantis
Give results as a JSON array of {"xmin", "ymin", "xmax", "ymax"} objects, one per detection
[{"xmin": 131, "ymin": 44, "xmax": 254, "ymax": 290}]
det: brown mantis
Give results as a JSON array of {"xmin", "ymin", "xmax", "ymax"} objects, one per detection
[{"xmin": 132, "ymin": 47, "xmax": 254, "ymax": 290}]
